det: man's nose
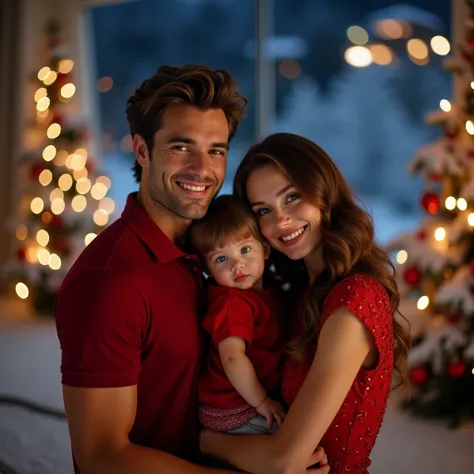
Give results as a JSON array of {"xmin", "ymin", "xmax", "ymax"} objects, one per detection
[{"xmin": 187, "ymin": 150, "xmax": 210, "ymax": 178}]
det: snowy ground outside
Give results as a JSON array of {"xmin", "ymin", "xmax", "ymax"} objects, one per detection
[{"xmin": 0, "ymin": 317, "xmax": 473, "ymax": 474}]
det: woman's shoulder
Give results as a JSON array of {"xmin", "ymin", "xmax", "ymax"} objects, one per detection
[{"xmin": 322, "ymin": 273, "xmax": 391, "ymax": 316}]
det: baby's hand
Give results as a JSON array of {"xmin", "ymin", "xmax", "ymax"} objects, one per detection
[{"xmin": 256, "ymin": 397, "xmax": 286, "ymax": 430}]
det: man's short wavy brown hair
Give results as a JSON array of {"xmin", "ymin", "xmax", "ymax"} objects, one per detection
[{"xmin": 126, "ymin": 64, "xmax": 248, "ymax": 182}]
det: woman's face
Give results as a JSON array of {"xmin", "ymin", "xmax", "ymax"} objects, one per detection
[{"xmin": 246, "ymin": 163, "xmax": 322, "ymax": 261}]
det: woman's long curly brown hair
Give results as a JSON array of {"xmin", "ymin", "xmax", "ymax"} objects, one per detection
[{"xmin": 234, "ymin": 133, "xmax": 411, "ymax": 388}]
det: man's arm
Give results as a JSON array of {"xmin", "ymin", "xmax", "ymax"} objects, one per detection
[{"xmin": 63, "ymin": 384, "xmax": 236, "ymax": 474}]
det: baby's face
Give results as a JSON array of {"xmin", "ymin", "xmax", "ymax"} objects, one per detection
[{"xmin": 205, "ymin": 236, "xmax": 268, "ymax": 290}]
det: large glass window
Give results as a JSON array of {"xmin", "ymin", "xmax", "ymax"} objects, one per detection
[{"xmin": 91, "ymin": 0, "xmax": 256, "ymax": 204}]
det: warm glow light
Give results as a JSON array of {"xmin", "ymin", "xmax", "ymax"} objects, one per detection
[
  {"xmin": 51, "ymin": 198, "xmax": 65, "ymax": 215},
  {"xmin": 34, "ymin": 88, "xmax": 47, "ymax": 102},
  {"xmin": 468, "ymin": 213, "xmax": 474, "ymax": 226},
  {"xmin": 98, "ymin": 76, "xmax": 114, "ymax": 92},
  {"xmin": 73, "ymin": 168, "xmax": 88, "ymax": 181},
  {"xmin": 85, "ymin": 233, "xmax": 97, "ymax": 246},
  {"xmin": 457, "ymin": 198, "xmax": 468, "ymax": 211},
  {"xmin": 445, "ymin": 196, "xmax": 457, "ymax": 210},
  {"xmin": 434, "ymin": 227, "xmax": 446, "ymax": 241},
  {"xmin": 71, "ymin": 195, "xmax": 87, "ymax": 212},
  {"xmin": 440, "ymin": 99, "xmax": 451, "ymax": 112},
  {"xmin": 472, "ymin": 368, "xmax": 474, "ymax": 375},
  {"xmin": 91, "ymin": 182, "xmax": 108, "ymax": 200},
  {"xmin": 417, "ymin": 295, "xmax": 430, "ymax": 310},
  {"xmin": 407, "ymin": 38, "xmax": 428, "ymax": 60},
  {"xmin": 375, "ymin": 19, "xmax": 405, "ymax": 39},
  {"xmin": 43, "ymin": 70, "xmax": 57, "ymax": 86},
  {"xmin": 54, "ymin": 149, "xmax": 68, "ymax": 166},
  {"xmin": 96, "ymin": 176, "xmax": 112, "ymax": 190},
  {"xmin": 37, "ymin": 66, "xmax": 50, "ymax": 81},
  {"xmin": 47, "ymin": 123, "xmax": 61, "ymax": 139},
  {"xmin": 369, "ymin": 44, "xmax": 393, "ymax": 65},
  {"xmin": 42, "ymin": 145, "xmax": 57, "ymax": 162},
  {"xmin": 15, "ymin": 282, "xmax": 29, "ymax": 299},
  {"xmin": 60, "ymin": 83, "xmax": 76, "ymax": 99},
  {"xmin": 58, "ymin": 173, "xmax": 73, "ymax": 191},
  {"xmin": 30, "ymin": 197, "xmax": 44, "ymax": 214},
  {"xmin": 41, "ymin": 212, "xmax": 53, "ymax": 225},
  {"xmin": 58, "ymin": 59, "xmax": 74, "ymax": 74},
  {"xmin": 36, "ymin": 229, "xmax": 50, "ymax": 247},
  {"xmin": 466, "ymin": 120, "xmax": 474, "ymax": 135},
  {"xmin": 69, "ymin": 153, "xmax": 87, "ymax": 171},
  {"xmin": 347, "ymin": 26, "xmax": 369, "ymax": 45},
  {"xmin": 396, "ymin": 250, "xmax": 408, "ymax": 264},
  {"xmin": 93, "ymin": 209, "xmax": 109, "ymax": 226},
  {"xmin": 48, "ymin": 253, "xmax": 62, "ymax": 270},
  {"xmin": 76, "ymin": 177, "xmax": 92, "ymax": 195},
  {"xmin": 344, "ymin": 46, "xmax": 373, "ymax": 67},
  {"xmin": 50, "ymin": 188, "xmax": 64, "ymax": 202},
  {"xmin": 99, "ymin": 197, "xmax": 115, "ymax": 214},
  {"xmin": 36, "ymin": 96, "xmax": 50, "ymax": 112},
  {"xmin": 37, "ymin": 248, "xmax": 51, "ymax": 265},
  {"xmin": 39, "ymin": 169, "xmax": 53, "ymax": 186},
  {"xmin": 471, "ymin": 81, "xmax": 474, "ymax": 90},
  {"xmin": 26, "ymin": 247, "xmax": 38, "ymax": 263},
  {"xmin": 75, "ymin": 148, "xmax": 88, "ymax": 158},
  {"xmin": 430, "ymin": 35, "xmax": 450, "ymax": 56},
  {"xmin": 16, "ymin": 225, "xmax": 28, "ymax": 241}
]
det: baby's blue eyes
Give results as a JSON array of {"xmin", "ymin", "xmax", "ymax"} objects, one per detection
[{"xmin": 214, "ymin": 246, "xmax": 251, "ymax": 263}]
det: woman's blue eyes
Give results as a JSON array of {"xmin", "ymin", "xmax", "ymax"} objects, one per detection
[{"xmin": 255, "ymin": 194, "xmax": 299, "ymax": 216}]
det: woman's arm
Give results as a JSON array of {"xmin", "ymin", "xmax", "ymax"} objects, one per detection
[{"xmin": 201, "ymin": 308, "xmax": 374, "ymax": 474}]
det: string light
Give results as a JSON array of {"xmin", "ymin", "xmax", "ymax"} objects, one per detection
[
  {"xmin": 36, "ymin": 229, "xmax": 50, "ymax": 247},
  {"xmin": 34, "ymin": 88, "xmax": 47, "ymax": 102},
  {"xmin": 91, "ymin": 182, "xmax": 108, "ymax": 200},
  {"xmin": 93, "ymin": 209, "xmax": 109, "ymax": 226},
  {"xmin": 396, "ymin": 250, "xmax": 408, "ymax": 264},
  {"xmin": 457, "ymin": 198, "xmax": 468, "ymax": 211},
  {"xmin": 51, "ymin": 198, "xmax": 65, "ymax": 215},
  {"xmin": 39, "ymin": 169, "xmax": 53, "ymax": 186},
  {"xmin": 466, "ymin": 120, "xmax": 474, "ymax": 135},
  {"xmin": 36, "ymin": 97, "xmax": 50, "ymax": 112},
  {"xmin": 58, "ymin": 59, "xmax": 74, "ymax": 74},
  {"xmin": 15, "ymin": 225, "xmax": 28, "ymax": 241},
  {"xmin": 434, "ymin": 227, "xmax": 446, "ymax": 241},
  {"xmin": 48, "ymin": 253, "xmax": 61, "ymax": 270},
  {"xmin": 15, "ymin": 282, "xmax": 29, "ymax": 299},
  {"xmin": 60, "ymin": 83, "xmax": 76, "ymax": 99},
  {"xmin": 439, "ymin": 99, "xmax": 451, "ymax": 112},
  {"xmin": 42, "ymin": 145, "xmax": 57, "ymax": 162},
  {"xmin": 47, "ymin": 123, "xmax": 61, "ymax": 139},
  {"xmin": 58, "ymin": 173, "xmax": 73, "ymax": 191},
  {"xmin": 37, "ymin": 66, "xmax": 50, "ymax": 81},
  {"xmin": 76, "ymin": 177, "xmax": 92, "ymax": 195},
  {"xmin": 445, "ymin": 196, "xmax": 456, "ymax": 210},
  {"xmin": 417, "ymin": 295, "xmax": 429, "ymax": 310},
  {"xmin": 85, "ymin": 233, "xmax": 97, "ymax": 246},
  {"xmin": 468, "ymin": 213, "xmax": 474, "ymax": 226},
  {"xmin": 30, "ymin": 197, "xmax": 44, "ymax": 214},
  {"xmin": 71, "ymin": 195, "xmax": 87, "ymax": 212},
  {"xmin": 430, "ymin": 35, "xmax": 450, "ymax": 56}
]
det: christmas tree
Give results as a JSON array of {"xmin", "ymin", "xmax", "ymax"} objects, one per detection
[
  {"xmin": 391, "ymin": 0, "xmax": 474, "ymax": 428},
  {"xmin": 2, "ymin": 19, "xmax": 113, "ymax": 316}
]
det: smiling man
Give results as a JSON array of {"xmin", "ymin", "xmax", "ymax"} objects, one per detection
[{"xmin": 54, "ymin": 65, "xmax": 248, "ymax": 474}]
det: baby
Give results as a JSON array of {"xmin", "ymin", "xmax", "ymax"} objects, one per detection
[{"xmin": 190, "ymin": 194, "xmax": 286, "ymax": 434}]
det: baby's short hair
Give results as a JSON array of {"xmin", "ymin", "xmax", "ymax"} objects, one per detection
[{"xmin": 190, "ymin": 195, "xmax": 264, "ymax": 255}]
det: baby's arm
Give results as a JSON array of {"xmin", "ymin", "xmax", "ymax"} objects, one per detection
[{"xmin": 218, "ymin": 337, "xmax": 285, "ymax": 428}]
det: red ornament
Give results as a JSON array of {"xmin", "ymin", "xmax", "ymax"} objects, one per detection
[
  {"xmin": 417, "ymin": 230, "xmax": 427, "ymax": 241},
  {"xmin": 469, "ymin": 259, "xmax": 474, "ymax": 276},
  {"xmin": 31, "ymin": 165, "xmax": 43, "ymax": 179},
  {"xmin": 17, "ymin": 247, "xmax": 27, "ymax": 261},
  {"xmin": 403, "ymin": 265, "xmax": 422, "ymax": 286},
  {"xmin": 447, "ymin": 313, "xmax": 461, "ymax": 325},
  {"xmin": 410, "ymin": 365, "xmax": 428, "ymax": 385},
  {"xmin": 420, "ymin": 191, "xmax": 440, "ymax": 215},
  {"xmin": 49, "ymin": 214, "xmax": 63, "ymax": 228},
  {"xmin": 447, "ymin": 360, "xmax": 466, "ymax": 378}
]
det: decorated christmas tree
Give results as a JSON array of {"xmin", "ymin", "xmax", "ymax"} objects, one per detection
[
  {"xmin": 2, "ymin": 19, "xmax": 113, "ymax": 315},
  {"xmin": 391, "ymin": 0, "xmax": 474, "ymax": 428}
]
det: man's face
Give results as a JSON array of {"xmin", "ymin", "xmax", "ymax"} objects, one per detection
[{"xmin": 139, "ymin": 104, "xmax": 229, "ymax": 221}]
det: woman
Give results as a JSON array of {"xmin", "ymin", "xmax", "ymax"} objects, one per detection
[{"xmin": 199, "ymin": 133, "xmax": 410, "ymax": 474}]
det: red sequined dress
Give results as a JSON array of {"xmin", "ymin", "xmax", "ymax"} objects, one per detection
[{"xmin": 281, "ymin": 274, "xmax": 394, "ymax": 473}]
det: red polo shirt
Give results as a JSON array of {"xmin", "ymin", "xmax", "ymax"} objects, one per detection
[
  {"xmin": 199, "ymin": 284, "xmax": 284, "ymax": 409},
  {"xmin": 55, "ymin": 193, "xmax": 204, "ymax": 472}
]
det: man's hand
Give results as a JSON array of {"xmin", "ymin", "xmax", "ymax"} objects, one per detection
[{"xmin": 256, "ymin": 397, "xmax": 286, "ymax": 429}]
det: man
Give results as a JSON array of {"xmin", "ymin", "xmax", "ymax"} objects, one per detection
[{"xmin": 55, "ymin": 64, "xmax": 329, "ymax": 474}]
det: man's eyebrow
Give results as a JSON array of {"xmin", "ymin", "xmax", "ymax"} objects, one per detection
[
  {"xmin": 166, "ymin": 137, "xmax": 229, "ymax": 150},
  {"xmin": 251, "ymin": 185, "xmax": 293, "ymax": 206}
]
